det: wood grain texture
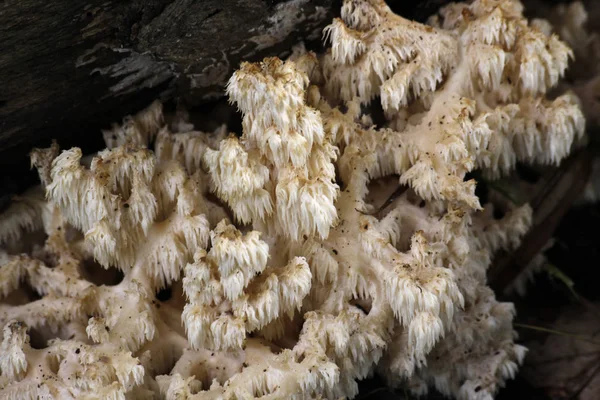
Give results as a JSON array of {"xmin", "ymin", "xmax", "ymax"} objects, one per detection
[{"xmin": 0, "ymin": 0, "xmax": 336, "ymax": 190}]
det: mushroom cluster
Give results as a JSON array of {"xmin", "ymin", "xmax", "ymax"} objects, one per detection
[{"xmin": 0, "ymin": 1, "xmax": 586, "ymax": 399}]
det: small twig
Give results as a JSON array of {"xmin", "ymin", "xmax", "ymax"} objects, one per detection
[
  {"xmin": 545, "ymin": 263, "xmax": 600, "ymax": 321},
  {"xmin": 359, "ymin": 185, "xmax": 409, "ymax": 217},
  {"xmin": 515, "ymin": 323, "xmax": 600, "ymax": 346},
  {"xmin": 526, "ymin": 350, "xmax": 600, "ymax": 366}
]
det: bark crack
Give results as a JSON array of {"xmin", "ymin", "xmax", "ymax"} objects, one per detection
[{"xmin": 201, "ymin": 8, "xmax": 223, "ymax": 24}]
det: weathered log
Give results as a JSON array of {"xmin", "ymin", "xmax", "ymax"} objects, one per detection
[
  {"xmin": 0, "ymin": 0, "xmax": 453, "ymax": 196},
  {"xmin": 0, "ymin": 0, "xmax": 338, "ymax": 191}
]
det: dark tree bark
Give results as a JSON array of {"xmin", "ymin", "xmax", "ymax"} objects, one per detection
[
  {"xmin": 0, "ymin": 0, "xmax": 337, "ymax": 191},
  {"xmin": 0, "ymin": 0, "xmax": 452, "ymax": 196}
]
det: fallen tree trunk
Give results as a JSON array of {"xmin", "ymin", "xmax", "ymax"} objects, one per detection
[
  {"xmin": 0, "ymin": 0, "xmax": 337, "ymax": 191},
  {"xmin": 0, "ymin": 0, "xmax": 453, "ymax": 196}
]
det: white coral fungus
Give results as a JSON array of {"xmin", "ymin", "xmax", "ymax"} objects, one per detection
[{"xmin": 0, "ymin": 1, "xmax": 585, "ymax": 399}]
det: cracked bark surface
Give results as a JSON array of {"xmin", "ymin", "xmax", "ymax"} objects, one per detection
[
  {"xmin": 0, "ymin": 0, "xmax": 335, "ymax": 190},
  {"xmin": 0, "ymin": 0, "xmax": 451, "ymax": 197}
]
